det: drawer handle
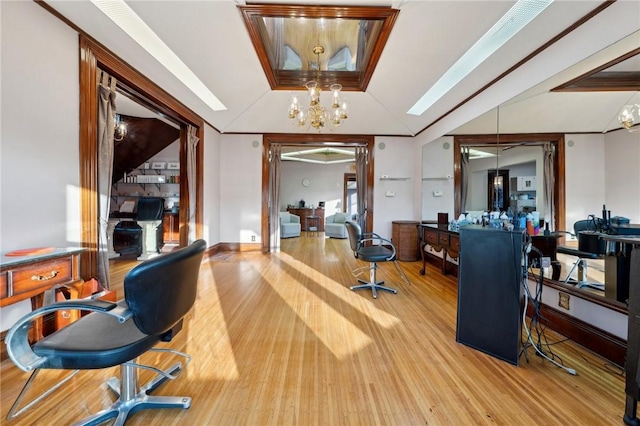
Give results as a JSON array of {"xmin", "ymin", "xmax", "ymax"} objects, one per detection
[{"xmin": 31, "ymin": 270, "xmax": 59, "ymax": 281}]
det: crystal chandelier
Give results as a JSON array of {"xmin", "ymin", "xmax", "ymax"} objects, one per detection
[
  {"xmin": 287, "ymin": 46, "xmax": 348, "ymax": 131},
  {"xmin": 618, "ymin": 103, "xmax": 640, "ymax": 132}
]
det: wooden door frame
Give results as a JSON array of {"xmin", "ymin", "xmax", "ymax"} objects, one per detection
[
  {"xmin": 79, "ymin": 36, "xmax": 204, "ymax": 279},
  {"xmin": 343, "ymin": 173, "xmax": 356, "ymax": 216},
  {"xmin": 261, "ymin": 134, "xmax": 375, "ymax": 253}
]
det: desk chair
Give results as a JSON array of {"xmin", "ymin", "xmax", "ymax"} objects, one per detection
[
  {"xmin": 345, "ymin": 220, "xmax": 410, "ymax": 298},
  {"xmin": 557, "ymin": 219, "xmax": 604, "ymax": 290},
  {"xmin": 4, "ymin": 239, "xmax": 207, "ymax": 425}
]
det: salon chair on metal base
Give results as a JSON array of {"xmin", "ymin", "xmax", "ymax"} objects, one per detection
[
  {"xmin": 4, "ymin": 239, "xmax": 207, "ymax": 425},
  {"xmin": 557, "ymin": 219, "xmax": 604, "ymax": 290},
  {"xmin": 345, "ymin": 220, "xmax": 410, "ymax": 299}
]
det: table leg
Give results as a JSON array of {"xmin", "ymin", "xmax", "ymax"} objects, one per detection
[
  {"xmin": 30, "ymin": 293, "xmax": 45, "ymax": 341},
  {"xmin": 419, "ymin": 243, "xmax": 427, "ymax": 275}
]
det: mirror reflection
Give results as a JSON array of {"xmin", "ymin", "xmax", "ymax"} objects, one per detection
[{"xmin": 422, "ymin": 117, "xmax": 639, "ymax": 307}]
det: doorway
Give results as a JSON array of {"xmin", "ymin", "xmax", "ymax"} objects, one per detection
[
  {"xmin": 78, "ymin": 36, "xmax": 204, "ymax": 280},
  {"xmin": 261, "ymin": 134, "xmax": 375, "ymax": 253}
]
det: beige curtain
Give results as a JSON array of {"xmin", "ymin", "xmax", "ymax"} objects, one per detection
[
  {"xmin": 269, "ymin": 144, "xmax": 282, "ymax": 252},
  {"xmin": 97, "ymin": 70, "xmax": 117, "ymax": 288},
  {"xmin": 186, "ymin": 125, "xmax": 199, "ymax": 243},
  {"xmin": 543, "ymin": 143, "xmax": 555, "ymax": 230},
  {"xmin": 460, "ymin": 146, "xmax": 470, "ymax": 213},
  {"xmin": 355, "ymin": 147, "xmax": 368, "ymax": 230}
]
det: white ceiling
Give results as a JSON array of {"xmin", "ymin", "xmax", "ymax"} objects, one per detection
[{"xmin": 45, "ymin": 0, "xmax": 640, "ymax": 138}]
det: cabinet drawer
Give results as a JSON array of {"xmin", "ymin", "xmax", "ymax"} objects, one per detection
[
  {"xmin": 423, "ymin": 229, "xmax": 438, "ymax": 244},
  {"xmin": 3, "ymin": 258, "xmax": 72, "ymax": 300}
]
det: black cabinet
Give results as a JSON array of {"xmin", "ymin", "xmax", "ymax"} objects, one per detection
[{"xmin": 456, "ymin": 226, "xmax": 525, "ymax": 365}]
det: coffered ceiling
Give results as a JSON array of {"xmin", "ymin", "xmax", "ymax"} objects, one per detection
[{"xmin": 44, "ymin": 1, "xmax": 640, "ymax": 138}]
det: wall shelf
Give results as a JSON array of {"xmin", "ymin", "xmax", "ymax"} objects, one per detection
[
  {"xmin": 422, "ymin": 177, "xmax": 452, "ymax": 181},
  {"xmin": 380, "ymin": 177, "xmax": 410, "ymax": 181}
]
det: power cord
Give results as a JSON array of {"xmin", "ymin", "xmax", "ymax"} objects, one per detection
[{"xmin": 521, "ymin": 241, "xmax": 577, "ymax": 375}]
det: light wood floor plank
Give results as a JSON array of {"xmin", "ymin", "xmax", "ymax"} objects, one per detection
[{"xmin": 0, "ymin": 234, "xmax": 627, "ymax": 425}]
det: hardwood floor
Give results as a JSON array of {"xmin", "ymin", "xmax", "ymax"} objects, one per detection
[{"xmin": 0, "ymin": 234, "xmax": 628, "ymax": 425}]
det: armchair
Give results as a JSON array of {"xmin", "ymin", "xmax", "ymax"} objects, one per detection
[
  {"xmin": 325, "ymin": 213, "xmax": 353, "ymax": 239},
  {"xmin": 280, "ymin": 212, "xmax": 301, "ymax": 238},
  {"xmin": 4, "ymin": 239, "xmax": 207, "ymax": 424},
  {"xmin": 345, "ymin": 220, "xmax": 410, "ymax": 298}
]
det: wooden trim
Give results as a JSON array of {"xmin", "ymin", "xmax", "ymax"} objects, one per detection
[
  {"xmin": 261, "ymin": 134, "xmax": 375, "ymax": 253},
  {"xmin": 415, "ymin": 1, "xmax": 615, "ymax": 137},
  {"xmin": 78, "ymin": 35, "xmax": 204, "ymax": 283},
  {"xmin": 552, "ymin": 48, "xmax": 640, "ymax": 92},
  {"xmin": 238, "ymin": 4, "xmax": 399, "ymax": 91},
  {"xmin": 527, "ymin": 302, "xmax": 627, "ymax": 368}
]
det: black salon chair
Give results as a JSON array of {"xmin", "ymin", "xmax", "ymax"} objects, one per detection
[
  {"xmin": 114, "ymin": 197, "xmax": 165, "ymax": 258},
  {"xmin": 557, "ymin": 219, "xmax": 604, "ymax": 289},
  {"xmin": 4, "ymin": 239, "xmax": 207, "ymax": 425},
  {"xmin": 345, "ymin": 220, "xmax": 409, "ymax": 298}
]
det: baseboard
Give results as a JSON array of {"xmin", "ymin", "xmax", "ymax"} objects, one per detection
[{"xmin": 527, "ymin": 302, "xmax": 627, "ymax": 368}]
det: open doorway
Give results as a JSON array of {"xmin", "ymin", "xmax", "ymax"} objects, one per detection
[
  {"xmin": 261, "ymin": 134, "xmax": 375, "ymax": 253},
  {"xmin": 79, "ymin": 36, "xmax": 204, "ymax": 282}
]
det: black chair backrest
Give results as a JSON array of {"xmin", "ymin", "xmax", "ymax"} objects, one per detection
[
  {"xmin": 574, "ymin": 219, "xmax": 596, "ymax": 235},
  {"xmin": 124, "ymin": 239, "xmax": 206, "ymax": 336},
  {"xmin": 345, "ymin": 220, "xmax": 361, "ymax": 253},
  {"xmin": 136, "ymin": 197, "xmax": 165, "ymax": 221}
]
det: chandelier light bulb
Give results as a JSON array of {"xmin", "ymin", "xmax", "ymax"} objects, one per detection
[{"xmin": 618, "ymin": 104, "xmax": 639, "ymax": 131}]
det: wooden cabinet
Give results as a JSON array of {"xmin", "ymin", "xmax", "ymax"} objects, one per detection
[
  {"xmin": 287, "ymin": 208, "xmax": 325, "ymax": 232},
  {"xmin": 1, "ymin": 248, "xmax": 85, "ymax": 340},
  {"xmin": 163, "ymin": 211, "xmax": 179, "ymax": 243},
  {"xmin": 392, "ymin": 221, "xmax": 420, "ymax": 261},
  {"xmin": 419, "ymin": 224, "xmax": 459, "ymax": 275}
]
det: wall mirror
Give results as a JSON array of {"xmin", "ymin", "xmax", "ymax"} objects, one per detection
[{"xmin": 420, "ymin": 123, "xmax": 631, "ymax": 309}]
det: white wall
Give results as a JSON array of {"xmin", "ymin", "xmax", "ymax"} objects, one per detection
[
  {"xmin": 373, "ymin": 137, "xmax": 418, "ymax": 239},
  {"xmin": 218, "ymin": 135, "xmax": 263, "ymax": 243},
  {"xmin": 203, "ymin": 124, "xmax": 221, "ymax": 246},
  {"xmin": 0, "ymin": 1, "xmax": 81, "ymax": 330},
  {"xmin": 604, "ymin": 129, "xmax": 640, "ymax": 223},
  {"xmin": 565, "ymin": 134, "xmax": 606, "ymax": 234},
  {"xmin": 280, "ymin": 161, "xmax": 351, "ymax": 217},
  {"xmin": 419, "ymin": 136, "xmax": 455, "ymax": 221}
]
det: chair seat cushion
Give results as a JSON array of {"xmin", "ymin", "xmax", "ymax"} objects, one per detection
[
  {"xmin": 33, "ymin": 302, "xmax": 160, "ymax": 370},
  {"xmin": 357, "ymin": 245, "xmax": 395, "ymax": 262}
]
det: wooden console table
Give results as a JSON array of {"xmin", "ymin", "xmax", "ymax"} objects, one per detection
[
  {"xmin": 419, "ymin": 224, "xmax": 459, "ymax": 275},
  {"xmin": 287, "ymin": 207, "xmax": 325, "ymax": 232},
  {"xmin": 1, "ymin": 247, "xmax": 85, "ymax": 340}
]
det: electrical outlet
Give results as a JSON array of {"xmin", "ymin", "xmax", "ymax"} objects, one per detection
[
  {"xmin": 251, "ymin": 235, "xmax": 256, "ymax": 242},
  {"xmin": 558, "ymin": 292, "xmax": 570, "ymax": 310}
]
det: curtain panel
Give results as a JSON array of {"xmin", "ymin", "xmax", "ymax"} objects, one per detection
[{"xmin": 96, "ymin": 70, "xmax": 117, "ymax": 288}]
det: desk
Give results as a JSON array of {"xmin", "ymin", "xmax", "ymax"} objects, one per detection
[
  {"xmin": 287, "ymin": 208, "xmax": 325, "ymax": 232},
  {"xmin": 419, "ymin": 224, "xmax": 459, "ymax": 275},
  {"xmin": 1, "ymin": 248, "xmax": 85, "ymax": 340}
]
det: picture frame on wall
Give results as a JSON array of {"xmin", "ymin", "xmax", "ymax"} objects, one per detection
[
  {"xmin": 151, "ymin": 162, "xmax": 166, "ymax": 170},
  {"xmin": 167, "ymin": 162, "xmax": 180, "ymax": 170}
]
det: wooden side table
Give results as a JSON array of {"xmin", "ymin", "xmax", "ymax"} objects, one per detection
[{"xmin": 392, "ymin": 221, "xmax": 420, "ymax": 261}]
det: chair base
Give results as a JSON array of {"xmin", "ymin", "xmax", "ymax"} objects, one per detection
[
  {"xmin": 350, "ymin": 279, "xmax": 397, "ymax": 299},
  {"xmin": 74, "ymin": 360, "xmax": 190, "ymax": 426}
]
